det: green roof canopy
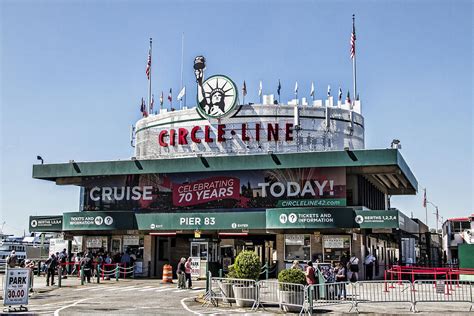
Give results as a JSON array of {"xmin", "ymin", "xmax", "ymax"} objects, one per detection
[{"xmin": 32, "ymin": 149, "xmax": 417, "ymax": 195}]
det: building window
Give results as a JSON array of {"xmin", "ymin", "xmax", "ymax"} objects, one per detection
[{"xmin": 284, "ymin": 234, "xmax": 310, "ymax": 262}]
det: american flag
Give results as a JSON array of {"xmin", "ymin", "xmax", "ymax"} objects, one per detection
[
  {"xmin": 350, "ymin": 15, "xmax": 356, "ymax": 60},
  {"xmin": 146, "ymin": 49, "xmax": 151, "ymax": 79}
]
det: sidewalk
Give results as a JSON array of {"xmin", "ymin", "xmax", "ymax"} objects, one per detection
[{"xmin": 0, "ymin": 273, "xmax": 175, "ymax": 299}]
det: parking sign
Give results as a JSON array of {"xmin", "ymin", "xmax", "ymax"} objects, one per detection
[{"xmin": 3, "ymin": 268, "xmax": 30, "ymax": 306}]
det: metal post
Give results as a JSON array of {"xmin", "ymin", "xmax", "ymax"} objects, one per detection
[
  {"xmin": 206, "ymin": 271, "xmax": 211, "ymax": 293},
  {"xmin": 81, "ymin": 265, "xmax": 84, "ymax": 285},
  {"xmin": 58, "ymin": 266, "xmax": 62, "ymax": 288},
  {"xmin": 37, "ymin": 260, "xmax": 41, "ymax": 276},
  {"xmin": 219, "ymin": 269, "xmax": 222, "ymax": 278},
  {"xmin": 96, "ymin": 265, "xmax": 100, "ymax": 284},
  {"xmin": 265, "ymin": 264, "xmax": 269, "ymax": 280},
  {"xmin": 132, "ymin": 265, "xmax": 135, "ymax": 278},
  {"xmin": 115, "ymin": 263, "xmax": 119, "ymax": 281}
]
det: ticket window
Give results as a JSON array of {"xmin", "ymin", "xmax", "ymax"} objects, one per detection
[
  {"xmin": 284, "ymin": 234, "xmax": 311, "ymax": 262},
  {"xmin": 111, "ymin": 238, "xmax": 122, "ymax": 254},
  {"xmin": 322, "ymin": 235, "xmax": 351, "ymax": 263}
]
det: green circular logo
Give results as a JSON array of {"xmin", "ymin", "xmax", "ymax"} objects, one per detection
[{"xmin": 196, "ymin": 75, "xmax": 238, "ymax": 119}]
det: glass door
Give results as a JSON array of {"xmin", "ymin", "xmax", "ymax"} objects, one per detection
[{"xmin": 190, "ymin": 242, "xmax": 208, "ymax": 278}]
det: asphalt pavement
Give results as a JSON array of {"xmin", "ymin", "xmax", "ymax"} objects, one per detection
[{"xmin": 0, "ymin": 275, "xmax": 473, "ymax": 315}]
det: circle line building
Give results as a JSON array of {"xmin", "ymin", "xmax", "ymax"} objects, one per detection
[{"xmin": 31, "ymin": 65, "xmax": 422, "ymax": 279}]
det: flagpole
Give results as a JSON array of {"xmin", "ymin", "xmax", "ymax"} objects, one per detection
[
  {"xmin": 424, "ymin": 188, "xmax": 428, "ymax": 226},
  {"xmin": 352, "ymin": 15, "xmax": 357, "ymax": 108},
  {"xmin": 180, "ymin": 32, "xmax": 184, "ymax": 110},
  {"xmin": 148, "ymin": 38, "xmax": 152, "ymax": 115}
]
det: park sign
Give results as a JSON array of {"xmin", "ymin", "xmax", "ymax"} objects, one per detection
[
  {"xmin": 62, "ymin": 212, "xmax": 137, "ymax": 231},
  {"xmin": 136, "ymin": 211, "xmax": 266, "ymax": 231},
  {"xmin": 3, "ymin": 268, "xmax": 30, "ymax": 307},
  {"xmin": 29, "ymin": 215, "xmax": 62, "ymax": 232}
]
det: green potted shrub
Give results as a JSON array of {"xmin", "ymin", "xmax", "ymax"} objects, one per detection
[
  {"xmin": 277, "ymin": 268, "xmax": 306, "ymax": 312},
  {"xmin": 231, "ymin": 251, "xmax": 261, "ymax": 307}
]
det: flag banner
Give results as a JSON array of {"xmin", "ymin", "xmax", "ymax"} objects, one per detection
[
  {"xmin": 177, "ymin": 86, "xmax": 186, "ymax": 101},
  {"xmin": 294, "ymin": 81, "xmax": 298, "ymax": 94},
  {"xmin": 168, "ymin": 88, "xmax": 172, "ymax": 102},
  {"xmin": 346, "ymin": 91, "xmax": 351, "ymax": 104},
  {"xmin": 277, "ymin": 80, "xmax": 281, "ymax": 96},
  {"xmin": 423, "ymin": 189, "xmax": 427, "ymax": 208},
  {"xmin": 327, "ymin": 85, "xmax": 331, "ymax": 96},
  {"xmin": 160, "ymin": 91, "xmax": 164, "ymax": 105},
  {"xmin": 140, "ymin": 98, "xmax": 148, "ymax": 117},
  {"xmin": 146, "ymin": 50, "xmax": 151, "ymax": 79},
  {"xmin": 258, "ymin": 81, "xmax": 262, "ymax": 96},
  {"xmin": 150, "ymin": 94, "xmax": 154, "ymax": 112},
  {"xmin": 350, "ymin": 16, "xmax": 356, "ymax": 60},
  {"xmin": 310, "ymin": 82, "xmax": 315, "ymax": 97},
  {"xmin": 338, "ymin": 87, "xmax": 343, "ymax": 101},
  {"xmin": 242, "ymin": 81, "xmax": 247, "ymax": 96}
]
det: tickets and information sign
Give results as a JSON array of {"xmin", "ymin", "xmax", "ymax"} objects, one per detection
[{"xmin": 3, "ymin": 268, "xmax": 30, "ymax": 306}]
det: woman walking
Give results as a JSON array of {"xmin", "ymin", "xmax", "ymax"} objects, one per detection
[{"xmin": 185, "ymin": 257, "xmax": 192, "ymax": 289}]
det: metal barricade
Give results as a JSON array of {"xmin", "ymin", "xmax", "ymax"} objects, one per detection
[
  {"xmin": 354, "ymin": 280, "xmax": 413, "ymax": 312},
  {"xmin": 413, "ymin": 280, "xmax": 473, "ymax": 312},
  {"xmin": 258, "ymin": 280, "xmax": 306, "ymax": 314},
  {"xmin": 205, "ymin": 277, "xmax": 258, "ymax": 309},
  {"xmin": 307, "ymin": 282, "xmax": 356, "ymax": 313}
]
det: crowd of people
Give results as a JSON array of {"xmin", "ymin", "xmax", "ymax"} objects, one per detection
[{"xmin": 290, "ymin": 252, "xmax": 377, "ymax": 300}]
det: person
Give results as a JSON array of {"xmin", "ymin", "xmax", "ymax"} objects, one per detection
[
  {"xmin": 59, "ymin": 248, "xmax": 68, "ymax": 277},
  {"xmin": 80, "ymin": 251, "xmax": 93, "ymax": 283},
  {"xmin": 335, "ymin": 262, "xmax": 347, "ymax": 299},
  {"xmin": 291, "ymin": 260, "xmax": 303, "ymax": 270},
  {"xmin": 364, "ymin": 252, "xmax": 376, "ymax": 280},
  {"xmin": 305, "ymin": 261, "xmax": 317, "ymax": 285},
  {"xmin": 185, "ymin": 257, "xmax": 192, "ymax": 289},
  {"xmin": 176, "ymin": 258, "xmax": 186, "ymax": 289},
  {"xmin": 121, "ymin": 252, "xmax": 131, "ymax": 268},
  {"xmin": 25, "ymin": 259, "xmax": 35, "ymax": 292},
  {"xmin": 105, "ymin": 253, "xmax": 112, "ymax": 264},
  {"xmin": 6, "ymin": 250, "xmax": 18, "ymax": 268},
  {"xmin": 72, "ymin": 253, "xmax": 80, "ymax": 275},
  {"xmin": 348, "ymin": 253, "xmax": 359, "ymax": 282},
  {"xmin": 45, "ymin": 253, "xmax": 58, "ymax": 286}
]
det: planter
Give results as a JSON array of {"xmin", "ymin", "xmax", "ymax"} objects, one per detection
[
  {"xmin": 217, "ymin": 281, "xmax": 235, "ymax": 303},
  {"xmin": 232, "ymin": 284, "xmax": 257, "ymax": 307},
  {"xmin": 279, "ymin": 289, "xmax": 304, "ymax": 312}
]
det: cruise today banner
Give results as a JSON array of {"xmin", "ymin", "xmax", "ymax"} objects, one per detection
[{"xmin": 80, "ymin": 167, "xmax": 346, "ymax": 212}]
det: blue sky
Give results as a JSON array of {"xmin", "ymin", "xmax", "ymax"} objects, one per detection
[{"xmin": 1, "ymin": 0, "xmax": 472, "ymax": 235}]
